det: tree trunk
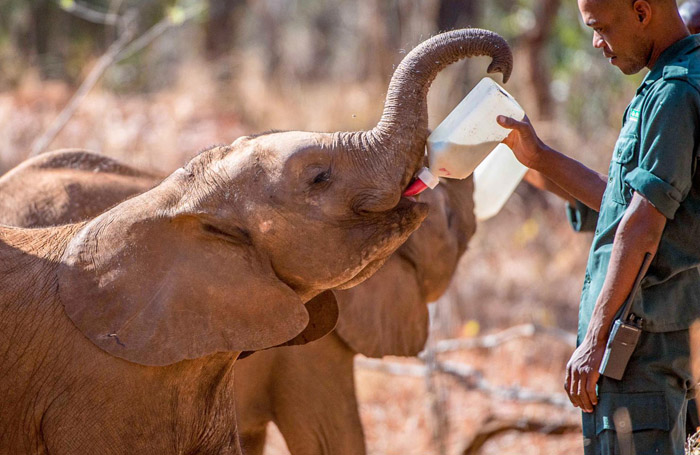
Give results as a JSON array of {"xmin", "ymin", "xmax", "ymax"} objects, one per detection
[
  {"xmin": 523, "ymin": 0, "xmax": 561, "ymax": 120},
  {"xmin": 204, "ymin": 0, "xmax": 245, "ymax": 60},
  {"xmin": 437, "ymin": 0, "xmax": 479, "ymax": 31}
]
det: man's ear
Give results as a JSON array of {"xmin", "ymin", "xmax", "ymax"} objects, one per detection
[
  {"xmin": 633, "ymin": 0, "xmax": 651, "ymax": 25},
  {"xmin": 335, "ymin": 256, "xmax": 429, "ymax": 358},
  {"xmin": 58, "ymin": 190, "xmax": 309, "ymax": 366}
]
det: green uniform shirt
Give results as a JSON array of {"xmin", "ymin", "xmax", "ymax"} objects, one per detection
[{"xmin": 578, "ymin": 35, "xmax": 700, "ymax": 342}]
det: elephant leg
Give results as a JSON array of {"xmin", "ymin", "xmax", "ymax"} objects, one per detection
[
  {"xmin": 235, "ymin": 348, "xmax": 278, "ymax": 454},
  {"xmin": 271, "ymin": 333, "xmax": 366, "ymax": 455}
]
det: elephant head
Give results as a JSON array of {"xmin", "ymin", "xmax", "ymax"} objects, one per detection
[
  {"xmin": 335, "ymin": 177, "xmax": 476, "ymax": 358},
  {"xmin": 53, "ymin": 29, "xmax": 510, "ymax": 366}
]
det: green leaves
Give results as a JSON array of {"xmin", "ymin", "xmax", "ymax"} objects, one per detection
[
  {"xmin": 167, "ymin": 6, "xmax": 186, "ymax": 25},
  {"xmin": 59, "ymin": 0, "xmax": 75, "ymax": 11}
]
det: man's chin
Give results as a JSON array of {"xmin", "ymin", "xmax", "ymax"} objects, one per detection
[{"xmin": 611, "ymin": 58, "xmax": 646, "ymax": 75}]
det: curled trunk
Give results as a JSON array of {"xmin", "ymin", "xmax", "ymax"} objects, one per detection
[{"xmin": 343, "ymin": 28, "xmax": 513, "ymax": 212}]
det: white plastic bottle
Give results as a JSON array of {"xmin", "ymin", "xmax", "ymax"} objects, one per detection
[
  {"xmin": 403, "ymin": 77, "xmax": 525, "ymax": 197},
  {"xmin": 472, "ymin": 143, "xmax": 527, "ymax": 220}
]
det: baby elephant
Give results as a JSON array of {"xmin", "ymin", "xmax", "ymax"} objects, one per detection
[
  {"xmin": 0, "ymin": 148, "xmax": 476, "ymax": 455},
  {"xmin": 0, "ymin": 28, "xmax": 509, "ymax": 455},
  {"xmin": 234, "ymin": 175, "xmax": 475, "ymax": 455}
]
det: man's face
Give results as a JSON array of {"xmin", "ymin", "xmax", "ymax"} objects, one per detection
[{"xmin": 578, "ymin": 0, "xmax": 651, "ymax": 74}]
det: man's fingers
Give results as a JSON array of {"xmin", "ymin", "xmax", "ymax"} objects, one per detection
[
  {"xmin": 585, "ymin": 376, "xmax": 598, "ymax": 409},
  {"xmin": 501, "ymin": 130, "xmax": 517, "ymax": 149},
  {"xmin": 568, "ymin": 371, "xmax": 583, "ymax": 409},
  {"xmin": 588, "ymin": 370, "xmax": 600, "ymax": 406},
  {"xmin": 497, "ymin": 115, "xmax": 526, "ymax": 130},
  {"xmin": 579, "ymin": 375, "xmax": 594, "ymax": 413}
]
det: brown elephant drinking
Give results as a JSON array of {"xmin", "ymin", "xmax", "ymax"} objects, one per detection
[
  {"xmin": 234, "ymin": 176, "xmax": 475, "ymax": 455},
  {"xmin": 0, "ymin": 28, "xmax": 510, "ymax": 454},
  {"xmin": 1, "ymin": 147, "xmax": 475, "ymax": 455}
]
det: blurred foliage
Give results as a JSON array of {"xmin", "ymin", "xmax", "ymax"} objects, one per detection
[
  {"xmin": 481, "ymin": 0, "xmax": 644, "ymax": 134},
  {"xmin": 0, "ymin": 0, "xmax": 685, "ymax": 136}
]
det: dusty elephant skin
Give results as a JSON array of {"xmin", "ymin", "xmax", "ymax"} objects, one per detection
[
  {"xmin": 0, "ymin": 149, "xmax": 161, "ymax": 227},
  {"xmin": 0, "ymin": 28, "xmax": 510, "ymax": 454},
  {"xmin": 234, "ymin": 177, "xmax": 476, "ymax": 455},
  {"xmin": 1, "ymin": 148, "xmax": 474, "ymax": 455}
]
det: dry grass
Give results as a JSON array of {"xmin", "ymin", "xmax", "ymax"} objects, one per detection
[{"xmin": 688, "ymin": 429, "xmax": 700, "ymax": 455}]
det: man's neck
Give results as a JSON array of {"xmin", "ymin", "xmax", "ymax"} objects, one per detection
[{"xmin": 647, "ymin": 21, "xmax": 691, "ymax": 69}]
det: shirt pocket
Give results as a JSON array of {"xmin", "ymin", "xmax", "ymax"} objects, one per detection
[{"xmin": 608, "ymin": 133, "xmax": 638, "ymax": 205}]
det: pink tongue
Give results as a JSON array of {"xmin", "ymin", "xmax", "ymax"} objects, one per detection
[{"xmin": 402, "ymin": 179, "xmax": 428, "ymax": 197}]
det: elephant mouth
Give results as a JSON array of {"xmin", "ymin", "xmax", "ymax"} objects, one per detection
[
  {"xmin": 387, "ymin": 196, "xmax": 429, "ymax": 242},
  {"xmin": 334, "ymin": 256, "xmax": 390, "ymax": 290},
  {"xmin": 336, "ymin": 196, "xmax": 427, "ymax": 290}
]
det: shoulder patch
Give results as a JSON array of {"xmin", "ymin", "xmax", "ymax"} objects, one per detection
[{"xmin": 663, "ymin": 64, "xmax": 688, "ymax": 82}]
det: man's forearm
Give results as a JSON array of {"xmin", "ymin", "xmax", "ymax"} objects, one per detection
[
  {"xmin": 585, "ymin": 193, "xmax": 666, "ymax": 343},
  {"xmin": 524, "ymin": 170, "xmax": 578, "ymax": 205},
  {"xmin": 498, "ymin": 115, "xmax": 607, "ymax": 209},
  {"xmin": 533, "ymin": 146, "xmax": 608, "ymax": 211},
  {"xmin": 565, "ymin": 193, "xmax": 666, "ymax": 412}
]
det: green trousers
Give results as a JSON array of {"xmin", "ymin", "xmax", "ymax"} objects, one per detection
[{"xmin": 582, "ymin": 329, "xmax": 694, "ymax": 455}]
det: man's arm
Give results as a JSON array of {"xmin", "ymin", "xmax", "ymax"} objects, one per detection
[
  {"xmin": 565, "ymin": 192, "xmax": 666, "ymax": 412},
  {"xmin": 497, "ymin": 115, "xmax": 608, "ymax": 211},
  {"xmin": 523, "ymin": 169, "xmax": 578, "ymax": 205}
]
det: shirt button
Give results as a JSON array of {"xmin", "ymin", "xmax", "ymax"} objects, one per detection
[{"xmin": 608, "ymin": 176, "xmax": 613, "ymax": 183}]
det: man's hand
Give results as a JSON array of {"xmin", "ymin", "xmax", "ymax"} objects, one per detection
[
  {"xmin": 497, "ymin": 115, "xmax": 549, "ymax": 169},
  {"xmin": 497, "ymin": 114, "xmax": 607, "ymax": 210},
  {"xmin": 565, "ymin": 336, "xmax": 606, "ymax": 413}
]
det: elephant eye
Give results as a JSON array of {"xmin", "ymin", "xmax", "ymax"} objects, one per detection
[{"xmin": 311, "ymin": 170, "xmax": 331, "ymax": 185}]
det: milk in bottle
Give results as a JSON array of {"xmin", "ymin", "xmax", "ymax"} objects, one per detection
[{"xmin": 403, "ymin": 77, "xmax": 525, "ymax": 196}]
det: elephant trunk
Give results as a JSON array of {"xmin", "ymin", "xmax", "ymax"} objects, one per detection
[{"xmin": 342, "ymin": 28, "xmax": 513, "ymax": 213}]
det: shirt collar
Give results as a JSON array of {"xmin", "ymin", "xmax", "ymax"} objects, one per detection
[{"xmin": 636, "ymin": 35, "xmax": 700, "ymax": 95}]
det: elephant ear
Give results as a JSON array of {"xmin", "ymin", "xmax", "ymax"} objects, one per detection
[
  {"xmin": 335, "ymin": 256, "xmax": 428, "ymax": 358},
  {"xmin": 57, "ymin": 192, "xmax": 309, "ymax": 367},
  {"xmin": 238, "ymin": 290, "xmax": 338, "ymax": 359},
  {"xmin": 275, "ymin": 290, "xmax": 338, "ymax": 346}
]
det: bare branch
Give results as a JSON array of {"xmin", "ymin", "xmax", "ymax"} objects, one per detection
[
  {"xmin": 424, "ymin": 347, "xmax": 449, "ymax": 455},
  {"xmin": 461, "ymin": 415, "xmax": 580, "ymax": 455},
  {"xmin": 355, "ymin": 356, "xmax": 572, "ymax": 409},
  {"xmin": 55, "ymin": 0, "xmax": 120, "ymax": 25},
  {"xmin": 354, "ymin": 358, "xmax": 427, "ymax": 377},
  {"xmin": 29, "ymin": 14, "xmax": 137, "ymax": 157},
  {"xmin": 29, "ymin": 3, "xmax": 205, "ymax": 157},
  {"xmin": 427, "ymin": 323, "xmax": 576, "ymax": 355},
  {"xmin": 116, "ymin": 4, "xmax": 206, "ymax": 63}
]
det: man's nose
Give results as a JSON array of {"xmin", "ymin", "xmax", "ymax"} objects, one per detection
[{"xmin": 592, "ymin": 31, "xmax": 605, "ymax": 48}]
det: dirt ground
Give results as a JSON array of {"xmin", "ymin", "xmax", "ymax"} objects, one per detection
[{"xmin": 257, "ymin": 330, "xmax": 583, "ymax": 455}]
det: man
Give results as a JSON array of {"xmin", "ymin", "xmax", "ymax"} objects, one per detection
[{"xmin": 498, "ymin": 0, "xmax": 700, "ymax": 453}]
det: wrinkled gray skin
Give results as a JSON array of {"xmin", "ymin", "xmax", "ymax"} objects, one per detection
[
  {"xmin": 0, "ymin": 149, "xmax": 475, "ymax": 455},
  {"xmin": 0, "ymin": 28, "xmax": 509, "ymax": 455}
]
